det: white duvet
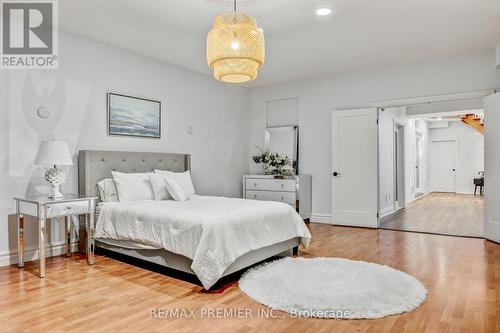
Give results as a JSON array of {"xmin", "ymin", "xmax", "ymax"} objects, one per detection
[{"xmin": 95, "ymin": 195, "xmax": 311, "ymax": 289}]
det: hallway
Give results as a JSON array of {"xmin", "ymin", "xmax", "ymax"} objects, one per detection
[{"xmin": 380, "ymin": 192, "xmax": 484, "ymax": 237}]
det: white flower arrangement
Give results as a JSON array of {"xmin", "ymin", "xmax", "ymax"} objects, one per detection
[{"xmin": 251, "ymin": 146, "xmax": 295, "ymax": 175}]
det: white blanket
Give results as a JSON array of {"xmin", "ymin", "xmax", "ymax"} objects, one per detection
[{"xmin": 95, "ymin": 195, "xmax": 311, "ymax": 289}]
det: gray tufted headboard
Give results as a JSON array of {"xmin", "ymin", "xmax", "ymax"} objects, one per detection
[{"xmin": 78, "ymin": 150, "xmax": 191, "ymax": 199}]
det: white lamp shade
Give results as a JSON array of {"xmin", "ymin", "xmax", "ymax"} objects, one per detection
[{"xmin": 35, "ymin": 141, "xmax": 73, "ymax": 166}]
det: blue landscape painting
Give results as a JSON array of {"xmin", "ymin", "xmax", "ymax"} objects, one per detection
[{"xmin": 108, "ymin": 93, "xmax": 161, "ymax": 138}]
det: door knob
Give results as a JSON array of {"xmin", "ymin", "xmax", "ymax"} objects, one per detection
[{"xmin": 333, "ymin": 171, "xmax": 340, "ymax": 177}]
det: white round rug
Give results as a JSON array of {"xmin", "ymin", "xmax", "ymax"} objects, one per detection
[{"xmin": 239, "ymin": 257, "xmax": 427, "ymax": 319}]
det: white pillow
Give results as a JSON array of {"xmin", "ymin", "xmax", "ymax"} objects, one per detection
[
  {"xmin": 97, "ymin": 178, "xmax": 119, "ymax": 202},
  {"xmin": 148, "ymin": 172, "xmax": 172, "ymax": 200},
  {"xmin": 111, "ymin": 171, "xmax": 154, "ymax": 201},
  {"xmin": 154, "ymin": 170, "xmax": 195, "ymax": 199},
  {"xmin": 164, "ymin": 178, "xmax": 188, "ymax": 201}
]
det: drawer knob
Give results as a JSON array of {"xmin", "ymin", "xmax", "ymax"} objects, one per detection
[
  {"xmin": 281, "ymin": 196, "xmax": 284, "ymax": 200},
  {"xmin": 281, "ymin": 184, "xmax": 284, "ymax": 188},
  {"xmin": 67, "ymin": 206, "xmax": 72, "ymax": 210},
  {"xmin": 254, "ymin": 194, "xmax": 257, "ymax": 198},
  {"xmin": 254, "ymin": 183, "xmax": 257, "ymax": 186}
]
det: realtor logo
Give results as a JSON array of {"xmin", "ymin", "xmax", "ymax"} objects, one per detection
[{"xmin": 1, "ymin": 0, "xmax": 58, "ymax": 69}]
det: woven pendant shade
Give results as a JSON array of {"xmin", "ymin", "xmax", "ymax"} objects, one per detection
[{"xmin": 207, "ymin": 12, "xmax": 265, "ymax": 83}]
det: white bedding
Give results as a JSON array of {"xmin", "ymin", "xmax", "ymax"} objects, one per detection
[{"xmin": 95, "ymin": 195, "xmax": 311, "ymax": 289}]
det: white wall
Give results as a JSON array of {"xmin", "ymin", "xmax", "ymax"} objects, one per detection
[
  {"xmin": 378, "ymin": 109, "xmax": 430, "ymax": 216},
  {"xmin": 1, "ymin": 31, "xmax": 250, "ymax": 265},
  {"xmin": 248, "ymin": 49, "xmax": 500, "ymax": 220},
  {"xmin": 429, "ymin": 121, "xmax": 484, "ymax": 193}
]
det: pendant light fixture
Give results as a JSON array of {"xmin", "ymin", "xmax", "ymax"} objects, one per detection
[{"xmin": 207, "ymin": 0, "xmax": 265, "ymax": 83}]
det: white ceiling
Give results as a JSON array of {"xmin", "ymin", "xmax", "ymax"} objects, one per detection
[{"xmin": 60, "ymin": 0, "xmax": 500, "ymax": 87}]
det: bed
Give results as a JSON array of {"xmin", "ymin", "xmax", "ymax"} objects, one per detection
[{"xmin": 78, "ymin": 150, "xmax": 311, "ymax": 289}]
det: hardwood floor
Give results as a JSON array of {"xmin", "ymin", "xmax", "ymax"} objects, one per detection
[
  {"xmin": 1, "ymin": 223, "xmax": 499, "ymax": 333},
  {"xmin": 380, "ymin": 192, "xmax": 484, "ymax": 237}
]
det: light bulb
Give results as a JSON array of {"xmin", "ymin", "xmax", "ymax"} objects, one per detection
[
  {"xmin": 316, "ymin": 8, "xmax": 332, "ymax": 16},
  {"xmin": 231, "ymin": 41, "xmax": 240, "ymax": 50}
]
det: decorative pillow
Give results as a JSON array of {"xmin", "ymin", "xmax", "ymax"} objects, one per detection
[
  {"xmin": 164, "ymin": 178, "xmax": 188, "ymax": 201},
  {"xmin": 111, "ymin": 171, "xmax": 154, "ymax": 201},
  {"xmin": 148, "ymin": 172, "xmax": 172, "ymax": 200},
  {"xmin": 154, "ymin": 170, "xmax": 195, "ymax": 199},
  {"xmin": 97, "ymin": 178, "xmax": 119, "ymax": 202}
]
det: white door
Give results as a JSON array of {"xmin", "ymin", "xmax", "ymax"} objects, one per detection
[
  {"xmin": 332, "ymin": 108, "xmax": 378, "ymax": 228},
  {"xmin": 415, "ymin": 135, "xmax": 424, "ymax": 194},
  {"xmin": 430, "ymin": 140, "xmax": 457, "ymax": 192},
  {"xmin": 484, "ymin": 92, "xmax": 500, "ymax": 243}
]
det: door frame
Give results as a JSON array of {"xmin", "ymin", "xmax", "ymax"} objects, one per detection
[
  {"xmin": 393, "ymin": 122, "xmax": 406, "ymax": 211},
  {"xmin": 484, "ymin": 92, "xmax": 500, "ymax": 243},
  {"xmin": 415, "ymin": 133, "xmax": 424, "ymax": 195}
]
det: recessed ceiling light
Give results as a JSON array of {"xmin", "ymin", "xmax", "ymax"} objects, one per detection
[{"xmin": 316, "ymin": 8, "xmax": 332, "ymax": 16}]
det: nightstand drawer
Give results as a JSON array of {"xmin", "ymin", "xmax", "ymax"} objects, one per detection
[
  {"xmin": 45, "ymin": 201, "xmax": 91, "ymax": 218},
  {"xmin": 245, "ymin": 178, "xmax": 296, "ymax": 192},
  {"xmin": 245, "ymin": 190, "xmax": 296, "ymax": 205}
]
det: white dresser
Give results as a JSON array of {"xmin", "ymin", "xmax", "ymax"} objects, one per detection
[{"xmin": 243, "ymin": 174, "xmax": 311, "ymax": 220}]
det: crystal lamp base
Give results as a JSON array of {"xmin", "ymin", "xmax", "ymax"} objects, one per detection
[{"xmin": 44, "ymin": 166, "xmax": 66, "ymax": 198}]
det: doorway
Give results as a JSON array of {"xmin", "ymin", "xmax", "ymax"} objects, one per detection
[
  {"xmin": 379, "ymin": 110, "xmax": 484, "ymax": 237},
  {"xmin": 330, "ymin": 90, "xmax": 500, "ymax": 242},
  {"xmin": 394, "ymin": 124, "xmax": 405, "ymax": 211}
]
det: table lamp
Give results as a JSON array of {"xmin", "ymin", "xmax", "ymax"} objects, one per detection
[{"xmin": 35, "ymin": 141, "xmax": 73, "ymax": 198}]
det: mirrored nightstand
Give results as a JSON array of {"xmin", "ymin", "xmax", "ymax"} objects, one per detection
[{"xmin": 14, "ymin": 194, "xmax": 97, "ymax": 278}]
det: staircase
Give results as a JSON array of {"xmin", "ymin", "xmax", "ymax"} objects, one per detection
[{"xmin": 461, "ymin": 113, "xmax": 484, "ymax": 134}]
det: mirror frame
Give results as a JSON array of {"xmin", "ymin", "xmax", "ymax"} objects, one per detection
[{"xmin": 264, "ymin": 125, "xmax": 299, "ymax": 174}]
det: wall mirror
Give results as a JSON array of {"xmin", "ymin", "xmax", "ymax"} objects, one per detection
[{"xmin": 264, "ymin": 126, "xmax": 299, "ymax": 174}]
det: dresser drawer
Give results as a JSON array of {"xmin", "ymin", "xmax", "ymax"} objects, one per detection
[
  {"xmin": 245, "ymin": 178, "xmax": 296, "ymax": 192},
  {"xmin": 245, "ymin": 190, "xmax": 296, "ymax": 205},
  {"xmin": 45, "ymin": 201, "xmax": 91, "ymax": 218}
]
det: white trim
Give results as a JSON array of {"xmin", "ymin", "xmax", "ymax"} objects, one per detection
[
  {"xmin": 310, "ymin": 213, "xmax": 332, "ymax": 224},
  {"xmin": 496, "ymin": 44, "xmax": 500, "ymax": 69},
  {"xmin": 379, "ymin": 206, "xmax": 395, "ymax": 218},
  {"xmin": 415, "ymin": 191, "xmax": 431, "ymax": 199},
  {"xmin": 407, "ymin": 109, "xmax": 483, "ymax": 119},
  {"xmin": 456, "ymin": 189, "xmax": 476, "ymax": 195},
  {"xmin": 406, "ymin": 195, "xmax": 416, "ymax": 204},
  {"xmin": 0, "ymin": 241, "xmax": 79, "ymax": 267},
  {"xmin": 371, "ymin": 90, "xmax": 495, "ymax": 108},
  {"xmin": 429, "ymin": 187, "xmax": 456, "ymax": 193}
]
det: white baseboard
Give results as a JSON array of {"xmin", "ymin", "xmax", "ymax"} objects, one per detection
[
  {"xmin": 0, "ymin": 241, "xmax": 79, "ymax": 267},
  {"xmin": 406, "ymin": 195, "xmax": 416, "ymax": 204},
  {"xmin": 429, "ymin": 189, "xmax": 476, "ymax": 195},
  {"xmin": 430, "ymin": 187, "xmax": 456, "ymax": 193},
  {"xmin": 456, "ymin": 189, "xmax": 475, "ymax": 195},
  {"xmin": 379, "ymin": 206, "xmax": 395, "ymax": 218},
  {"xmin": 310, "ymin": 213, "xmax": 332, "ymax": 224}
]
